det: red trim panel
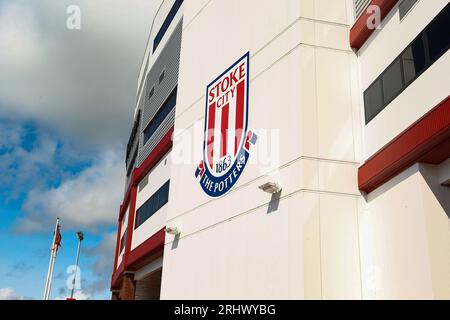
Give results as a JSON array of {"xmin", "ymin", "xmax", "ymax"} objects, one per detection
[
  {"xmin": 111, "ymin": 260, "xmax": 124, "ymax": 289},
  {"xmin": 126, "ymin": 228, "xmax": 165, "ymax": 270},
  {"xmin": 111, "ymin": 127, "xmax": 173, "ymax": 290},
  {"xmin": 134, "ymin": 127, "xmax": 174, "ymax": 185},
  {"xmin": 124, "ymin": 186, "xmax": 138, "ymax": 257},
  {"xmin": 358, "ymin": 96, "xmax": 450, "ymax": 193},
  {"xmin": 110, "ymin": 229, "xmax": 165, "ymax": 289},
  {"xmin": 350, "ymin": 0, "xmax": 399, "ymax": 50},
  {"xmin": 119, "ymin": 127, "xmax": 174, "ymax": 221},
  {"xmin": 112, "ymin": 208, "xmax": 123, "ymax": 271}
]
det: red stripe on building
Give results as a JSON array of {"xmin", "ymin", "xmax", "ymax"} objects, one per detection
[
  {"xmin": 234, "ymin": 80, "xmax": 245, "ymax": 155},
  {"xmin": 124, "ymin": 186, "xmax": 138, "ymax": 257},
  {"xmin": 358, "ymin": 95, "xmax": 450, "ymax": 193},
  {"xmin": 112, "ymin": 208, "xmax": 123, "ymax": 271},
  {"xmin": 118, "ymin": 128, "xmax": 173, "ymax": 222},
  {"xmin": 111, "ymin": 260, "xmax": 124, "ymax": 289},
  {"xmin": 207, "ymin": 102, "xmax": 216, "ymax": 168},
  {"xmin": 350, "ymin": 0, "xmax": 399, "ymax": 50},
  {"xmin": 220, "ymin": 103, "xmax": 229, "ymax": 158},
  {"xmin": 112, "ymin": 127, "xmax": 173, "ymax": 290},
  {"xmin": 134, "ymin": 128, "xmax": 174, "ymax": 185},
  {"xmin": 126, "ymin": 228, "xmax": 165, "ymax": 270}
]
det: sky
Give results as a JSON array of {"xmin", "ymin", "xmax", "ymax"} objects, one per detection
[{"xmin": 0, "ymin": 0, "xmax": 160, "ymax": 300}]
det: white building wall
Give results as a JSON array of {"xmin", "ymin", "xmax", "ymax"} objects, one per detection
[
  {"xmin": 354, "ymin": 0, "xmax": 450, "ymax": 299},
  {"xmin": 359, "ymin": 163, "xmax": 450, "ymax": 299},
  {"xmin": 131, "ymin": 151, "xmax": 171, "ymax": 251},
  {"xmin": 162, "ymin": 0, "xmax": 363, "ymax": 299},
  {"xmin": 358, "ymin": 0, "xmax": 450, "ymax": 158}
]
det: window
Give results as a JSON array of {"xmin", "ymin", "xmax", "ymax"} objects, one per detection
[
  {"xmin": 135, "ymin": 180, "xmax": 170, "ymax": 228},
  {"xmin": 149, "ymin": 86, "xmax": 155, "ymax": 99},
  {"xmin": 401, "ymin": 35, "xmax": 426, "ymax": 85},
  {"xmin": 126, "ymin": 148, "xmax": 137, "ymax": 177},
  {"xmin": 153, "ymin": 0, "xmax": 183, "ymax": 53},
  {"xmin": 363, "ymin": 3, "xmax": 449, "ymax": 124},
  {"xmin": 143, "ymin": 87, "xmax": 177, "ymax": 145},
  {"xmin": 119, "ymin": 230, "xmax": 127, "ymax": 253},
  {"xmin": 364, "ymin": 78, "xmax": 384, "ymax": 124},
  {"xmin": 159, "ymin": 70, "xmax": 165, "ymax": 84},
  {"xmin": 399, "ymin": 0, "xmax": 419, "ymax": 20},
  {"xmin": 126, "ymin": 110, "xmax": 140, "ymax": 163},
  {"xmin": 382, "ymin": 58, "xmax": 403, "ymax": 105},
  {"xmin": 426, "ymin": 5, "xmax": 450, "ymax": 62}
]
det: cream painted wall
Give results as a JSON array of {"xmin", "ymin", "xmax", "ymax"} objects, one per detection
[
  {"xmin": 354, "ymin": 0, "xmax": 450, "ymax": 299},
  {"xmin": 125, "ymin": 0, "xmax": 450, "ymax": 300},
  {"xmin": 161, "ymin": 0, "xmax": 363, "ymax": 299},
  {"xmin": 359, "ymin": 163, "xmax": 450, "ymax": 299},
  {"xmin": 358, "ymin": 0, "xmax": 450, "ymax": 158}
]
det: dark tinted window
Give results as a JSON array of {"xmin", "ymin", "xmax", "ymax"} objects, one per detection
[
  {"xmin": 364, "ymin": 3, "xmax": 449, "ymax": 124},
  {"xmin": 382, "ymin": 58, "xmax": 403, "ymax": 104},
  {"xmin": 153, "ymin": 0, "xmax": 183, "ymax": 53},
  {"xmin": 126, "ymin": 110, "xmax": 140, "ymax": 163},
  {"xmin": 401, "ymin": 35, "xmax": 426, "ymax": 84},
  {"xmin": 149, "ymin": 86, "xmax": 154, "ymax": 99},
  {"xmin": 159, "ymin": 70, "xmax": 165, "ymax": 84},
  {"xmin": 143, "ymin": 87, "xmax": 177, "ymax": 145},
  {"xmin": 135, "ymin": 180, "xmax": 170, "ymax": 228},
  {"xmin": 119, "ymin": 230, "xmax": 127, "ymax": 253},
  {"xmin": 364, "ymin": 78, "xmax": 383, "ymax": 123},
  {"xmin": 126, "ymin": 148, "xmax": 137, "ymax": 177},
  {"xmin": 426, "ymin": 4, "xmax": 450, "ymax": 62}
]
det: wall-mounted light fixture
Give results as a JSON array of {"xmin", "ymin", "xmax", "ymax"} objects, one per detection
[
  {"xmin": 258, "ymin": 182, "xmax": 282, "ymax": 194},
  {"xmin": 165, "ymin": 224, "xmax": 181, "ymax": 235}
]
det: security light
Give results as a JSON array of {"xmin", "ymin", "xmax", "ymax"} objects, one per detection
[
  {"xmin": 259, "ymin": 182, "xmax": 282, "ymax": 194},
  {"xmin": 165, "ymin": 225, "xmax": 181, "ymax": 236}
]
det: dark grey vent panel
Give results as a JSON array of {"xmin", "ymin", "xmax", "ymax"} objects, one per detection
[
  {"xmin": 354, "ymin": 0, "xmax": 371, "ymax": 19},
  {"xmin": 137, "ymin": 19, "xmax": 183, "ymax": 167},
  {"xmin": 399, "ymin": 0, "xmax": 419, "ymax": 20}
]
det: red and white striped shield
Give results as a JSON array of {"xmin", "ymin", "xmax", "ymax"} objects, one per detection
[
  {"xmin": 195, "ymin": 52, "xmax": 256, "ymax": 197},
  {"xmin": 204, "ymin": 53, "xmax": 249, "ymax": 177}
]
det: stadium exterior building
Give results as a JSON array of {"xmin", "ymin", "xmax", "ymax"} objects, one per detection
[{"xmin": 111, "ymin": 0, "xmax": 450, "ymax": 299}]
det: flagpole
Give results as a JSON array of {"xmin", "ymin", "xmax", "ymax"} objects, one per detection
[{"xmin": 43, "ymin": 217, "xmax": 59, "ymax": 300}]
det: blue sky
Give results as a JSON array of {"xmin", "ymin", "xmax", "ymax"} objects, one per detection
[{"xmin": 0, "ymin": 0, "xmax": 159, "ymax": 299}]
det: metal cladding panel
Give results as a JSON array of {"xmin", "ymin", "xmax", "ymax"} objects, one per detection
[
  {"xmin": 354, "ymin": 0, "xmax": 371, "ymax": 19},
  {"xmin": 137, "ymin": 20, "xmax": 182, "ymax": 168}
]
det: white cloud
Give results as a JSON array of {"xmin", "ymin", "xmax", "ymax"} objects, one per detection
[
  {"xmin": 0, "ymin": 0, "xmax": 160, "ymax": 148},
  {"xmin": 86, "ymin": 232, "xmax": 116, "ymax": 274},
  {"xmin": 0, "ymin": 288, "xmax": 27, "ymax": 300},
  {"xmin": 0, "ymin": 127, "xmax": 60, "ymax": 200},
  {"xmin": 16, "ymin": 150, "xmax": 124, "ymax": 233},
  {"xmin": 0, "ymin": 121, "xmax": 24, "ymax": 149},
  {"xmin": 83, "ymin": 232, "xmax": 117, "ymax": 295},
  {"xmin": 0, "ymin": 2, "xmax": 43, "ymax": 68}
]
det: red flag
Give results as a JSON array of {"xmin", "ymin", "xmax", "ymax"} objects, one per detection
[{"xmin": 54, "ymin": 225, "xmax": 62, "ymax": 252}]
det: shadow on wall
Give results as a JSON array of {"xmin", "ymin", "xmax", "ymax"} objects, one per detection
[
  {"xmin": 267, "ymin": 191, "xmax": 282, "ymax": 214},
  {"xmin": 419, "ymin": 162, "xmax": 450, "ymax": 219},
  {"xmin": 364, "ymin": 162, "xmax": 450, "ymax": 219}
]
